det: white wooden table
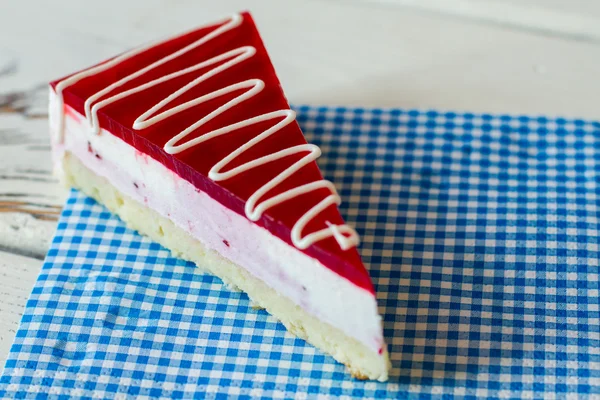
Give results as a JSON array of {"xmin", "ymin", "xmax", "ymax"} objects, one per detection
[{"xmin": 1, "ymin": 0, "xmax": 599, "ymax": 366}]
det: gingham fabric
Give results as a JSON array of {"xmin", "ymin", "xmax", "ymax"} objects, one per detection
[{"xmin": 1, "ymin": 106, "xmax": 599, "ymax": 399}]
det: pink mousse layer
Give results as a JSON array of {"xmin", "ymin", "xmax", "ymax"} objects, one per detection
[
  {"xmin": 49, "ymin": 11, "xmax": 373, "ymax": 294},
  {"xmin": 50, "ymin": 95, "xmax": 385, "ymax": 355}
]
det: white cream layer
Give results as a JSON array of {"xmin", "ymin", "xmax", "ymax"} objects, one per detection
[
  {"xmin": 53, "ymin": 13, "xmax": 359, "ymax": 253},
  {"xmin": 49, "ymin": 89, "xmax": 385, "ymax": 356}
]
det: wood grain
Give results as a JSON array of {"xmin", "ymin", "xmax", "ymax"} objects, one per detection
[
  {"xmin": 0, "ymin": 94, "xmax": 66, "ymax": 262},
  {"xmin": 362, "ymin": 0, "xmax": 600, "ymax": 43},
  {"xmin": 0, "ymin": 250, "xmax": 41, "ymax": 364},
  {"xmin": 0, "ymin": 0, "xmax": 599, "ymax": 369}
]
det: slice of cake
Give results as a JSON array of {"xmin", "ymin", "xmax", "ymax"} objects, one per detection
[{"xmin": 48, "ymin": 11, "xmax": 389, "ymax": 381}]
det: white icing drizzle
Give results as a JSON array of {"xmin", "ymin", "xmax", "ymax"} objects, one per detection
[{"xmin": 53, "ymin": 13, "xmax": 359, "ymax": 251}]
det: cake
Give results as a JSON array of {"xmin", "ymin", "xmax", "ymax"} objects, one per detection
[{"xmin": 48, "ymin": 11, "xmax": 389, "ymax": 381}]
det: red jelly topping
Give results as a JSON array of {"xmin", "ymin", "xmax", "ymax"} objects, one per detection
[{"xmin": 50, "ymin": 12, "xmax": 374, "ymax": 294}]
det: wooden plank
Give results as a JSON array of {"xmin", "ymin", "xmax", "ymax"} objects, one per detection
[
  {"xmin": 0, "ymin": 0, "xmax": 600, "ymax": 369},
  {"xmin": 497, "ymin": 0, "xmax": 600, "ymax": 20},
  {"xmin": 0, "ymin": 212, "xmax": 57, "ymax": 260},
  {"xmin": 0, "ymin": 111, "xmax": 67, "ymax": 258},
  {"xmin": 360, "ymin": 0, "xmax": 600, "ymax": 43},
  {"xmin": 0, "ymin": 250, "xmax": 41, "ymax": 365},
  {"xmin": 0, "ymin": 0, "xmax": 597, "ymax": 260},
  {"xmin": 1, "ymin": 0, "xmax": 600, "ymax": 119}
]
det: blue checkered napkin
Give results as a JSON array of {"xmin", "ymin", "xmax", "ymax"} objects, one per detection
[{"xmin": 1, "ymin": 107, "xmax": 600, "ymax": 399}]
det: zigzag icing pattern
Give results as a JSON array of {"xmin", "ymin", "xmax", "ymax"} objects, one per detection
[{"xmin": 53, "ymin": 14, "xmax": 359, "ymax": 251}]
